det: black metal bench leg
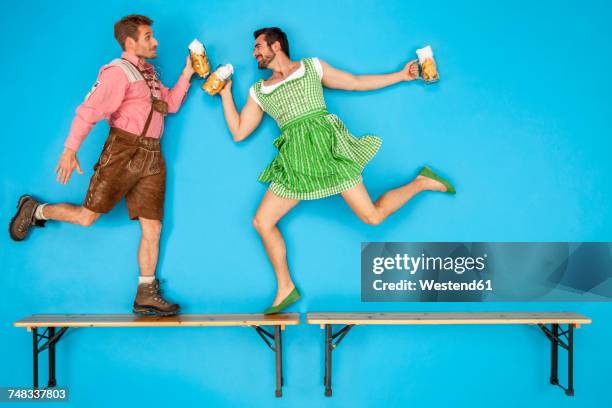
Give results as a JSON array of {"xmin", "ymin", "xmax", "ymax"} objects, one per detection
[
  {"xmin": 550, "ymin": 324, "xmax": 558, "ymax": 385},
  {"xmin": 325, "ymin": 324, "xmax": 332, "ymax": 397},
  {"xmin": 275, "ymin": 326, "xmax": 283, "ymax": 398},
  {"xmin": 252, "ymin": 325, "xmax": 285, "ymax": 397},
  {"xmin": 48, "ymin": 327, "xmax": 57, "ymax": 387},
  {"xmin": 323, "ymin": 326, "xmax": 326, "ymax": 386},
  {"xmin": 279, "ymin": 327, "xmax": 284, "ymax": 388},
  {"xmin": 32, "ymin": 328, "xmax": 38, "ymax": 389},
  {"xmin": 566, "ymin": 324, "xmax": 574, "ymax": 396},
  {"xmin": 539, "ymin": 322, "xmax": 577, "ymax": 397}
]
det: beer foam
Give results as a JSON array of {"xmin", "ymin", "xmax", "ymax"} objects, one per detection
[
  {"xmin": 189, "ymin": 39, "xmax": 205, "ymax": 54},
  {"xmin": 416, "ymin": 45, "xmax": 434, "ymax": 63},
  {"xmin": 216, "ymin": 64, "xmax": 234, "ymax": 80}
]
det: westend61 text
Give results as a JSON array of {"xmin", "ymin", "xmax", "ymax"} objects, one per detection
[{"xmin": 372, "ymin": 279, "xmax": 493, "ymax": 291}]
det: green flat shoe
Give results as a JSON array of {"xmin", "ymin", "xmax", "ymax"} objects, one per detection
[
  {"xmin": 418, "ymin": 166, "xmax": 456, "ymax": 195},
  {"xmin": 263, "ymin": 288, "xmax": 301, "ymax": 315}
]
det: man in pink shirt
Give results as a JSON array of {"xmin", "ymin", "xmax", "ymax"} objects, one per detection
[{"xmin": 9, "ymin": 14, "xmax": 194, "ymax": 316}]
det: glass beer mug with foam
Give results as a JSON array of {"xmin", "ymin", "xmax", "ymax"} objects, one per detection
[
  {"xmin": 189, "ymin": 39, "xmax": 211, "ymax": 78},
  {"xmin": 202, "ymin": 64, "xmax": 234, "ymax": 95},
  {"xmin": 416, "ymin": 45, "xmax": 439, "ymax": 84}
]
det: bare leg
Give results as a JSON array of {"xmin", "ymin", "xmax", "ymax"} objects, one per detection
[
  {"xmin": 252, "ymin": 190, "xmax": 300, "ymax": 306},
  {"xmin": 138, "ymin": 217, "xmax": 162, "ymax": 277},
  {"xmin": 43, "ymin": 204, "xmax": 101, "ymax": 227},
  {"xmin": 341, "ymin": 176, "xmax": 446, "ymax": 225}
]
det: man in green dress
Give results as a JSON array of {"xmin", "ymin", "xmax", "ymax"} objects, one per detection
[{"xmin": 218, "ymin": 27, "xmax": 455, "ymax": 313}]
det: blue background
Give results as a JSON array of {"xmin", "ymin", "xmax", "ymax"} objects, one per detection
[{"xmin": 1, "ymin": 0, "xmax": 611, "ymax": 406}]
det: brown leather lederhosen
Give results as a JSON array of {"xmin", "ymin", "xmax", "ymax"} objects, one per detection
[{"xmin": 83, "ymin": 60, "xmax": 170, "ymax": 221}]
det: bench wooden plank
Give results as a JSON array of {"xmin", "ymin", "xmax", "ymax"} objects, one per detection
[
  {"xmin": 14, "ymin": 313, "xmax": 300, "ymax": 328},
  {"xmin": 307, "ymin": 312, "xmax": 591, "ymax": 325}
]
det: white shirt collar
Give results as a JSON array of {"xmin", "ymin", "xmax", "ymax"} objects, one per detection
[{"xmin": 260, "ymin": 60, "xmax": 305, "ymax": 93}]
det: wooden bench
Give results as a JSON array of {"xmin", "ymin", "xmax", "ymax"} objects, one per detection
[
  {"xmin": 306, "ymin": 312, "xmax": 591, "ymax": 397},
  {"xmin": 14, "ymin": 313, "xmax": 300, "ymax": 397}
]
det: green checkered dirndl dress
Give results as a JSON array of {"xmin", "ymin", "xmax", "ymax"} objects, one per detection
[{"xmin": 255, "ymin": 58, "xmax": 382, "ymax": 200}]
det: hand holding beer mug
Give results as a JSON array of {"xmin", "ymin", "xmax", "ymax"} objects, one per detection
[
  {"xmin": 402, "ymin": 59, "xmax": 420, "ymax": 81},
  {"xmin": 202, "ymin": 64, "xmax": 234, "ymax": 95},
  {"xmin": 189, "ymin": 39, "xmax": 211, "ymax": 78},
  {"xmin": 416, "ymin": 45, "xmax": 439, "ymax": 84}
]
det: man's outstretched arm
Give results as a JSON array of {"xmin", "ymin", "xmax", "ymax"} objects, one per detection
[
  {"xmin": 320, "ymin": 59, "xmax": 419, "ymax": 91},
  {"xmin": 219, "ymin": 79, "xmax": 264, "ymax": 142}
]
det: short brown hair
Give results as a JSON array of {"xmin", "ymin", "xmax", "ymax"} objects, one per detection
[
  {"xmin": 254, "ymin": 27, "xmax": 290, "ymax": 57},
  {"xmin": 114, "ymin": 14, "xmax": 153, "ymax": 50}
]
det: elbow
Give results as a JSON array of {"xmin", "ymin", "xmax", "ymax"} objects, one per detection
[
  {"xmin": 167, "ymin": 95, "xmax": 186, "ymax": 114},
  {"xmin": 350, "ymin": 80, "xmax": 368, "ymax": 91},
  {"xmin": 347, "ymin": 76, "xmax": 362, "ymax": 91},
  {"xmin": 230, "ymin": 123, "xmax": 253, "ymax": 142},
  {"xmin": 232, "ymin": 133, "xmax": 248, "ymax": 143},
  {"xmin": 231, "ymin": 130, "xmax": 246, "ymax": 142},
  {"xmin": 167, "ymin": 103, "xmax": 180, "ymax": 114}
]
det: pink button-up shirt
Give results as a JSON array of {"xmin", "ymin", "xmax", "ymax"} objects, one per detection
[{"xmin": 65, "ymin": 52, "xmax": 190, "ymax": 152}]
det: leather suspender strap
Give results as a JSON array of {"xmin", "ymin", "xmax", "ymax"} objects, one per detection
[{"xmin": 141, "ymin": 107, "xmax": 155, "ymax": 138}]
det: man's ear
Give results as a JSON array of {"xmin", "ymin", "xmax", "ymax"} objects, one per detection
[
  {"xmin": 124, "ymin": 37, "xmax": 135, "ymax": 51},
  {"xmin": 271, "ymin": 41, "xmax": 281, "ymax": 53}
]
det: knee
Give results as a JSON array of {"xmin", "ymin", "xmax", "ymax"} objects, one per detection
[
  {"xmin": 252, "ymin": 215, "xmax": 274, "ymax": 234},
  {"xmin": 142, "ymin": 221, "xmax": 162, "ymax": 241},
  {"xmin": 78, "ymin": 210, "xmax": 100, "ymax": 227}
]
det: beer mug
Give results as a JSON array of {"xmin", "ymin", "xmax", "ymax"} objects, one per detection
[
  {"xmin": 202, "ymin": 64, "xmax": 234, "ymax": 95},
  {"xmin": 189, "ymin": 39, "xmax": 211, "ymax": 78},
  {"xmin": 416, "ymin": 45, "xmax": 439, "ymax": 84}
]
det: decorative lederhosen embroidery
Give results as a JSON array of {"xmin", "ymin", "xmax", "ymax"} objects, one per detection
[
  {"xmin": 127, "ymin": 148, "xmax": 148, "ymax": 173},
  {"xmin": 98, "ymin": 133, "xmax": 117, "ymax": 168},
  {"xmin": 148, "ymin": 150, "xmax": 161, "ymax": 174},
  {"xmin": 86, "ymin": 131, "xmax": 115, "ymax": 207}
]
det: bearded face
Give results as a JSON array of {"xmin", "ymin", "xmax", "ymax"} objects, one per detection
[{"xmin": 253, "ymin": 34, "xmax": 276, "ymax": 69}]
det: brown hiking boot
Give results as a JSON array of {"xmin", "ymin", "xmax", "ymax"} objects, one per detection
[
  {"xmin": 9, "ymin": 195, "xmax": 46, "ymax": 241},
  {"xmin": 133, "ymin": 279, "xmax": 180, "ymax": 316}
]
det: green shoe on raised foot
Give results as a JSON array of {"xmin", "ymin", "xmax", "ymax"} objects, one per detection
[
  {"xmin": 263, "ymin": 288, "xmax": 301, "ymax": 315},
  {"xmin": 418, "ymin": 166, "xmax": 456, "ymax": 195}
]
